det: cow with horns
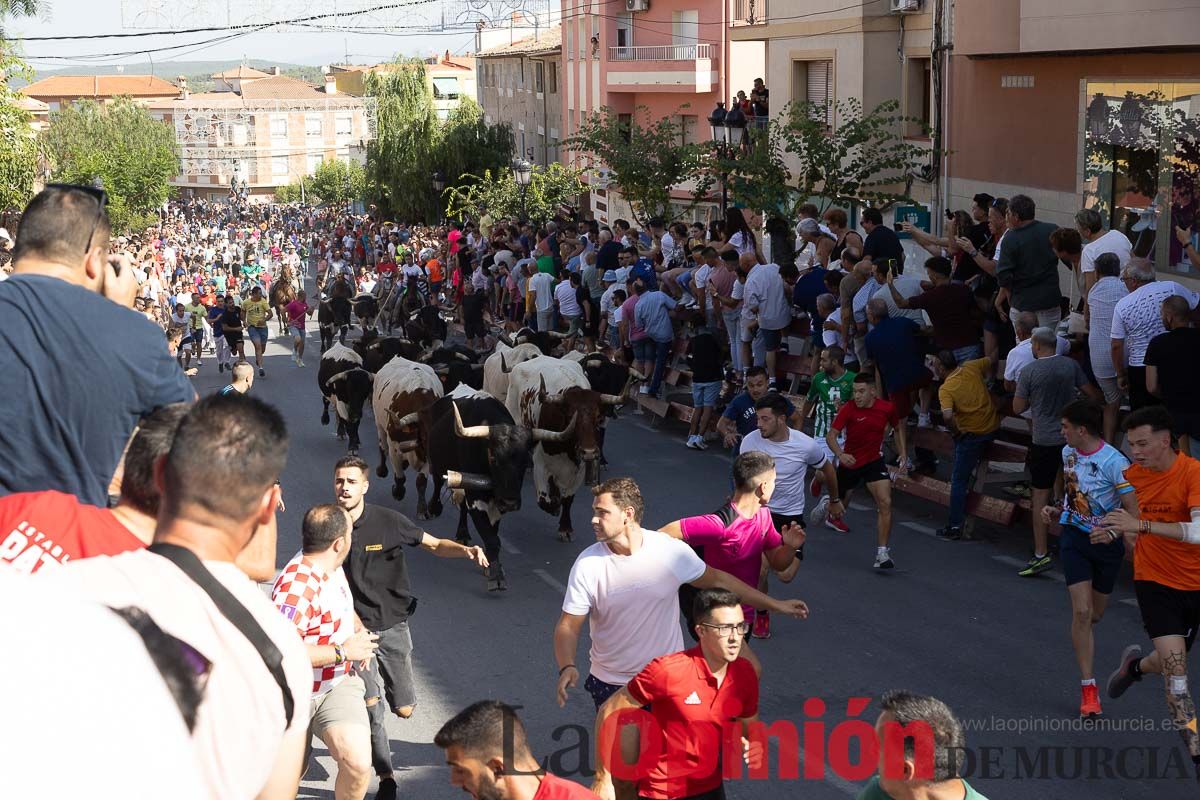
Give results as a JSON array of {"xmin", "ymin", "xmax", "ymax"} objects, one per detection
[
  {"xmin": 353, "ymin": 332, "xmax": 425, "ymax": 373},
  {"xmin": 371, "ymin": 356, "xmax": 444, "ymax": 518},
  {"xmin": 483, "ymin": 342, "xmax": 541, "ymax": 401},
  {"xmin": 497, "ymin": 327, "xmax": 568, "ymax": 356},
  {"xmin": 504, "ymin": 356, "xmax": 626, "ymax": 541},
  {"xmin": 317, "ymin": 343, "xmax": 375, "ymax": 454},
  {"xmin": 422, "ymin": 346, "xmax": 485, "ymax": 394},
  {"xmin": 424, "ymin": 386, "xmax": 575, "ymax": 591}
]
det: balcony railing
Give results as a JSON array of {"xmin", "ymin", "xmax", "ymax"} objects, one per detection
[
  {"xmin": 608, "ymin": 43, "xmax": 714, "ymax": 62},
  {"xmin": 731, "ymin": 0, "xmax": 767, "ymax": 25}
]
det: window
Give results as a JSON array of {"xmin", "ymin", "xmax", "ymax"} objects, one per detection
[
  {"xmin": 616, "ymin": 12, "xmax": 632, "ymax": 48},
  {"xmin": 519, "ymin": 59, "xmax": 525, "ymax": 88},
  {"xmin": 579, "ymin": 18, "xmax": 587, "ymax": 59},
  {"xmin": 535, "ymin": 61, "xmax": 545, "ymax": 94},
  {"xmin": 231, "ymin": 123, "xmax": 248, "ymax": 146},
  {"xmin": 904, "ymin": 57, "xmax": 932, "ymax": 137},
  {"xmin": 432, "ymin": 77, "xmax": 460, "ymax": 99},
  {"xmin": 272, "ymin": 155, "xmax": 289, "ymax": 177},
  {"xmin": 617, "ymin": 113, "xmax": 632, "ymax": 144},
  {"xmin": 566, "ymin": 20, "xmax": 573, "ymax": 60},
  {"xmin": 792, "ymin": 59, "xmax": 833, "ymax": 127},
  {"xmin": 671, "ymin": 10, "xmax": 699, "ymax": 53},
  {"xmin": 305, "ymin": 115, "xmax": 322, "ymax": 138},
  {"xmin": 270, "ymin": 116, "xmax": 287, "ymax": 141},
  {"xmin": 307, "ymin": 153, "xmax": 323, "ymax": 174},
  {"xmin": 336, "ymin": 114, "xmax": 353, "ymax": 138},
  {"xmin": 548, "ymin": 62, "xmax": 557, "ymax": 94}
]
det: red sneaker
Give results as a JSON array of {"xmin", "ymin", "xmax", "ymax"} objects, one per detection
[
  {"xmin": 752, "ymin": 611, "xmax": 771, "ymax": 640},
  {"xmin": 1080, "ymin": 683, "xmax": 1102, "ymax": 718},
  {"xmin": 825, "ymin": 516, "xmax": 851, "ymax": 534}
]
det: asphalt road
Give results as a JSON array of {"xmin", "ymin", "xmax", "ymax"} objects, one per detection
[{"xmin": 188, "ymin": 305, "xmax": 1197, "ymax": 800}]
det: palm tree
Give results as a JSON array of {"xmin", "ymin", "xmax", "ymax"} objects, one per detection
[{"xmin": 1, "ymin": 0, "xmax": 41, "ymax": 36}]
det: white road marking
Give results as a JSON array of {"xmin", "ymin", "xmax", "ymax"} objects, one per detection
[
  {"xmin": 534, "ymin": 568, "xmax": 567, "ymax": 593},
  {"xmin": 990, "ymin": 554, "xmax": 1066, "ymax": 583},
  {"xmin": 1120, "ymin": 598, "xmax": 1139, "ymax": 607},
  {"xmin": 900, "ymin": 521, "xmax": 938, "ymax": 538},
  {"xmin": 500, "ymin": 538, "xmax": 522, "ymax": 555}
]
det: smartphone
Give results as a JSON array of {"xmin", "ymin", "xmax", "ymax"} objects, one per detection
[{"xmin": 945, "ymin": 209, "xmax": 954, "ymax": 220}]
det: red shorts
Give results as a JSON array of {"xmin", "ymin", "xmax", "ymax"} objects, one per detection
[{"xmin": 887, "ymin": 368, "xmax": 933, "ymax": 420}]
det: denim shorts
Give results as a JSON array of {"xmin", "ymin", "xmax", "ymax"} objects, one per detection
[
  {"xmin": 247, "ymin": 325, "xmax": 269, "ymax": 344},
  {"xmin": 692, "ymin": 380, "xmax": 721, "ymax": 408},
  {"xmin": 631, "ymin": 338, "xmax": 653, "ymax": 362}
]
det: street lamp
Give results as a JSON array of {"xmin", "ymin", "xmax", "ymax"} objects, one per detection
[
  {"xmin": 708, "ymin": 100, "xmax": 748, "ymax": 219},
  {"xmin": 511, "ymin": 157, "xmax": 532, "ymax": 222},
  {"xmin": 432, "ymin": 171, "xmax": 445, "ymax": 225}
]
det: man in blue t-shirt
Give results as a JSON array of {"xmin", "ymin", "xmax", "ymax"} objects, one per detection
[
  {"xmin": 0, "ymin": 187, "xmax": 195, "ymax": 506},
  {"xmin": 1039, "ymin": 399, "xmax": 1137, "ymax": 719},
  {"xmin": 717, "ymin": 367, "xmax": 801, "ymax": 447}
]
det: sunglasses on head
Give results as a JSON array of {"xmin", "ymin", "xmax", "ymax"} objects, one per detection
[{"xmin": 47, "ymin": 182, "xmax": 109, "ymax": 254}]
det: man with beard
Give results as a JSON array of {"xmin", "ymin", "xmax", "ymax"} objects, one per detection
[{"xmin": 331, "ymin": 455, "xmax": 489, "ymax": 800}]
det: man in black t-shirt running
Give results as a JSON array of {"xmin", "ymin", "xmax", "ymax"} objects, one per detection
[{"xmin": 331, "ymin": 456, "xmax": 488, "ymax": 800}]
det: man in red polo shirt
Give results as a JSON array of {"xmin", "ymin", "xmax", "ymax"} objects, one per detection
[{"xmin": 592, "ymin": 589, "xmax": 760, "ymax": 800}]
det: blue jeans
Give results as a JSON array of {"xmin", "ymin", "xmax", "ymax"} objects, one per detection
[
  {"xmin": 951, "ymin": 343, "xmax": 982, "ymax": 365},
  {"xmin": 648, "ymin": 338, "xmax": 672, "ymax": 394},
  {"xmin": 948, "ymin": 432, "xmax": 994, "ymax": 527}
]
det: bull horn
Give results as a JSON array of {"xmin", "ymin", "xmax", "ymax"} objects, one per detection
[
  {"xmin": 537, "ymin": 374, "xmax": 559, "ymax": 403},
  {"xmin": 433, "ymin": 366, "xmax": 450, "ymax": 375},
  {"xmin": 323, "ymin": 369, "xmax": 353, "ymax": 387},
  {"xmin": 454, "ymin": 352, "xmax": 472, "ymax": 362},
  {"xmin": 600, "ymin": 392, "xmax": 625, "ymax": 405},
  {"xmin": 500, "ymin": 354, "xmax": 513, "ymax": 374},
  {"xmin": 546, "ymin": 330, "xmax": 569, "ymax": 339},
  {"xmin": 532, "ymin": 412, "xmax": 578, "ymax": 443},
  {"xmin": 444, "ymin": 470, "xmax": 493, "ymax": 491},
  {"xmin": 392, "ymin": 411, "xmax": 420, "ymax": 429},
  {"xmin": 452, "ymin": 401, "xmax": 491, "ymax": 439},
  {"xmin": 583, "ymin": 352, "xmax": 607, "ymax": 364},
  {"xmin": 497, "ymin": 332, "xmax": 515, "ymax": 347}
]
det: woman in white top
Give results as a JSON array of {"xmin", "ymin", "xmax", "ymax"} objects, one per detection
[{"xmin": 719, "ymin": 208, "xmax": 765, "ymax": 265}]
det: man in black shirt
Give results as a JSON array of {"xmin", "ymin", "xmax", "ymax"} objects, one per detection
[
  {"xmin": 860, "ymin": 207, "xmax": 905, "ymax": 277},
  {"xmin": 1145, "ymin": 295, "xmax": 1200, "ymax": 456},
  {"xmin": 332, "ymin": 455, "xmax": 489, "ymax": 800},
  {"xmin": 685, "ymin": 316, "xmax": 724, "ymax": 449},
  {"xmin": 460, "ymin": 283, "xmax": 488, "ymax": 350}
]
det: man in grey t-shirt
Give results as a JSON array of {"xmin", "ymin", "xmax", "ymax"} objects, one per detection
[{"xmin": 1012, "ymin": 328, "xmax": 1101, "ymax": 577}]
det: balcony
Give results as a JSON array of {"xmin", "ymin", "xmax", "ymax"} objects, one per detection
[
  {"xmin": 731, "ymin": 0, "xmax": 767, "ymax": 26},
  {"xmin": 605, "ymin": 44, "xmax": 718, "ymax": 94}
]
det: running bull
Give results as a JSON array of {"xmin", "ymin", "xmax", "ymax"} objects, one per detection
[
  {"xmin": 318, "ymin": 343, "xmax": 374, "ymax": 454},
  {"xmin": 372, "ymin": 355, "xmax": 443, "ymax": 519}
]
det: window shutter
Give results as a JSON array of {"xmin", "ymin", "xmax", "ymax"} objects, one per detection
[{"xmin": 807, "ymin": 60, "xmax": 832, "ymax": 126}]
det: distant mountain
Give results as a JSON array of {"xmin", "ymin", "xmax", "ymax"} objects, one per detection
[{"xmin": 12, "ymin": 60, "xmax": 328, "ymax": 91}]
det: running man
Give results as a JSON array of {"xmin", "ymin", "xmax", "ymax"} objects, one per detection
[
  {"xmin": 1038, "ymin": 400, "xmax": 1138, "ymax": 718},
  {"xmin": 592, "ymin": 589, "xmax": 761, "ymax": 800},
  {"xmin": 740, "ymin": 393, "xmax": 843, "ymax": 638},
  {"xmin": 285, "ymin": 289, "xmax": 315, "ymax": 368},
  {"xmin": 659, "ymin": 451, "xmax": 806, "ymax": 664},
  {"xmin": 1103, "ymin": 406, "xmax": 1200, "ymax": 778},
  {"xmin": 219, "ymin": 294, "xmax": 245, "ymax": 364},
  {"xmin": 554, "ymin": 477, "xmax": 808, "ymax": 710},
  {"xmin": 243, "ymin": 285, "xmax": 273, "ymax": 377},
  {"xmin": 827, "ymin": 372, "xmax": 908, "ymax": 569},
  {"xmin": 716, "ymin": 366, "xmax": 801, "ymax": 450},
  {"xmin": 802, "ymin": 344, "xmax": 855, "ymax": 533}
]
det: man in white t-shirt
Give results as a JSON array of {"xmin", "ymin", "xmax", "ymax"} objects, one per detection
[
  {"xmin": 528, "ymin": 269, "xmax": 555, "ymax": 332},
  {"xmin": 42, "ymin": 394, "xmax": 312, "ymax": 800},
  {"xmin": 1075, "ymin": 207, "xmax": 1132, "ymax": 298},
  {"xmin": 553, "ymin": 477, "xmax": 809, "ymax": 712}
]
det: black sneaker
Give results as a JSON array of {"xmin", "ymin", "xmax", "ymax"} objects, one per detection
[
  {"xmin": 936, "ymin": 526, "xmax": 963, "ymax": 541},
  {"xmin": 1106, "ymin": 644, "xmax": 1143, "ymax": 699},
  {"xmin": 258, "ymin": 368, "xmax": 265, "ymax": 377},
  {"xmin": 374, "ymin": 777, "xmax": 398, "ymax": 800}
]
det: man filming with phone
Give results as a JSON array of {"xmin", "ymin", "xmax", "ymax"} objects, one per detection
[{"xmin": 0, "ymin": 184, "xmax": 195, "ymax": 507}]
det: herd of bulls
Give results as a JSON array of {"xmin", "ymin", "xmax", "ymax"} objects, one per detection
[{"xmin": 317, "ymin": 324, "xmax": 643, "ymax": 591}]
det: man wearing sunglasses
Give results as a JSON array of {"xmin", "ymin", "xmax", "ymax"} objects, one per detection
[{"xmin": 0, "ymin": 185, "xmax": 195, "ymax": 506}]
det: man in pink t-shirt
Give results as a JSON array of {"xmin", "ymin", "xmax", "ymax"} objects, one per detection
[
  {"xmin": 285, "ymin": 290, "xmax": 314, "ymax": 367},
  {"xmin": 659, "ymin": 450, "xmax": 805, "ymax": 669}
]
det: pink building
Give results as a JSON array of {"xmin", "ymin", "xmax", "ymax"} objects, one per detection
[{"xmin": 561, "ymin": 0, "xmax": 727, "ymax": 223}]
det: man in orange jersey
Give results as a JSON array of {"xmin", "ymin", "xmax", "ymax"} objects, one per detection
[{"xmin": 1102, "ymin": 405, "xmax": 1200, "ymax": 780}]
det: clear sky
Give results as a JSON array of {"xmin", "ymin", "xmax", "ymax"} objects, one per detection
[{"xmin": 7, "ymin": 0, "xmax": 476, "ymax": 71}]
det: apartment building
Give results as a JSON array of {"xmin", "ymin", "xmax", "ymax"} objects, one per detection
[
  {"xmin": 476, "ymin": 26, "xmax": 563, "ymax": 167},
  {"xmin": 946, "ymin": 0, "xmax": 1200, "ymax": 279},
  {"xmin": 330, "ymin": 54, "xmax": 477, "ymax": 121}
]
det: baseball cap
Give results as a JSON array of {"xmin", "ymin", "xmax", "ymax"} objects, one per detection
[{"xmin": 602, "ymin": 270, "xmax": 618, "ymax": 282}]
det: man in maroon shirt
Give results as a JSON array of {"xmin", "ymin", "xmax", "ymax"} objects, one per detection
[
  {"xmin": 592, "ymin": 589, "xmax": 760, "ymax": 800},
  {"xmin": 828, "ymin": 373, "xmax": 909, "ymax": 570},
  {"xmin": 435, "ymin": 700, "xmax": 599, "ymax": 799}
]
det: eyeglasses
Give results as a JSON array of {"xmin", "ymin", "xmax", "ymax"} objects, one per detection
[
  {"xmin": 47, "ymin": 182, "xmax": 108, "ymax": 255},
  {"xmin": 698, "ymin": 621, "xmax": 752, "ymax": 638}
]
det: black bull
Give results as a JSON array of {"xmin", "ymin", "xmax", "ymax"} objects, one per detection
[
  {"xmin": 317, "ymin": 358, "xmax": 373, "ymax": 453},
  {"xmin": 318, "ymin": 297, "xmax": 353, "ymax": 352}
]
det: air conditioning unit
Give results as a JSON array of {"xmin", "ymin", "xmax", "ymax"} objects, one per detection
[
  {"xmin": 890, "ymin": 0, "xmax": 920, "ymax": 12},
  {"xmin": 626, "ymin": 0, "xmax": 649, "ymax": 11}
]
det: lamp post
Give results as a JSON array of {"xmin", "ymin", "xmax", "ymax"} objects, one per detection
[
  {"xmin": 511, "ymin": 156, "xmax": 532, "ymax": 223},
  {"xmin": 432, "ymin": 171, "xmax": 445, "ymax": 225},
  {"xmin": 708, "ymin": 101, "xmax": 748, "ymax": 220}
]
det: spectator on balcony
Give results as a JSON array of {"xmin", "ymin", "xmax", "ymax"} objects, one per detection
[{"xmin": 752, "ymin": 78, "xmax": 769, "ymax": 114}]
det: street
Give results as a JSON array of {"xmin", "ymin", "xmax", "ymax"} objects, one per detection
[{"xmin": 189, "ymin": 313, "xmax": 1196, "ymax": 800}]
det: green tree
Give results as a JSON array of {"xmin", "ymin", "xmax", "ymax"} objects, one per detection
[
  {"xmin": 41, "ymin": 97, "xmax": 179, "ymax": 232},
  {"xmin": 433, "ymin": 97, "xmax": 512, "ymax": 206},
  {"xmin": 308, "ymin": 158, "xmax": 365, "ymax": 204},
  {"xmin": 273, "ymin": 181, "xmax": 304, "ymax": 203},
  {"xmin": 365, "ymin": 59, "xmax": 439, "ymax": 221},
  {"xmin": 566, "ymin": 106, "xmax": 712, "ymax": 224},
  {"xmin": 1, "ymin": 0, "xmax": 40, "ymax": 36},
  {"xmin": 0, "ymin": 52, "xmax": 39, "ymax": 212},
  {"xmin": 444, "ymin": 162, "xmax": 585, "ymax": 224}
]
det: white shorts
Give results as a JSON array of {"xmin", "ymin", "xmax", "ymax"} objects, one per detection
[{"xmin": 817, "ymin": 432, "xmax": 844, "ymax": 465}]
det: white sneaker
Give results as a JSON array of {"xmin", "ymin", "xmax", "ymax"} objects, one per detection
[
  {"xmin": 685, "ymin": 435, "xmax": 699, "ymax": 449},
  {"xmin": 808, "ymin": 495, "xmax": 830, "ymax": 526},
  {"xmin": 694, "ymin": 437, "xmax": 708, "ymax": 450},
  {"xmin": 874, "ymin": 549, "xmax": 895, "ymax": 570},
  {"xmin": 297, "ymin": 359, "xmax": 305, "ymax": 368},
  {"xmin": 918, "ymin": 413, "xmax": 932, "ymax": 428}
]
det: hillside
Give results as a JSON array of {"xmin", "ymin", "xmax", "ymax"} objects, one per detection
[{"xmin": 16, "ymin": 60, "xmax": 326, "ymax": 92}]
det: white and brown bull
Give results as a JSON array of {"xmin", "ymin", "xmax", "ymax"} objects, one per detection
[
  {"xmin": 482, "ymin": 341, "xmax": 542, "ymax": 402},
  {"xmin": 504, "ymin": 356, "xmax": 626, "ymax": 541},
  {"xmin": 371, "ymin": 355, "xmax": 444, "ymax": 519}
]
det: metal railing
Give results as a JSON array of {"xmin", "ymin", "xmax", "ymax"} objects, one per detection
[
  {"xmin": 732, "ymin": 0, "xmax": 767, "ymax": 25},
  {"xmin": 608, "ymin": 43, "xmax": 715, "ymax": 61}
]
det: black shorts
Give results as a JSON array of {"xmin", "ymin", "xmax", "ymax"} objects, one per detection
[
  {"xmin": 1027, "ymin": 443, "xmax": 1063, "ymax": 490},
  {"xmin": 1059, "ymin": 524, "xmax": 1125, "ymax": 594},
  {"xmin": 224, "ymin": 333, "xmax": 243, "ymax": 348},
  {"xmin": 1171, "ymin": 409, "xmax": 1200, "ymax": 441},
  {"xmin": 464, "ymin": 317, "xmax": 486, "ymax": 339},
  {"xmin": 1134, "ymin": 580, "xmax": 1200, "ymax": 649},
  {"xmin": 836, "ymin": 459, "xmax": 889, "ymax": 500}
]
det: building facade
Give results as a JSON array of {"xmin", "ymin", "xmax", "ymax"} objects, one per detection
[
  {"xmin": 946, "ymin": 0, "xmax": 1200, "ymax": 280},
  {"xmin": 476, "ymin": 27, "xmax": 563, "ymax": 167},
  {"xmin": 146, "ymin": 72, "xmax": 375, "ymax": 202},
  {"xmin": 329, "ymin": 55, "xmax": 476, "ymax": 121}
]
